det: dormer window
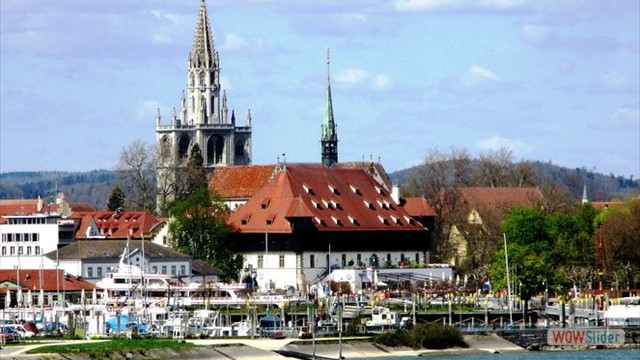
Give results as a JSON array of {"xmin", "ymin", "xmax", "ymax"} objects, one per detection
[
  {"xmin": 331, "ymin": 200, "xmax": 340, "ymax": 209},
  {"xmin": 331, "ymin": 216, "xmax": 342, "ymax": 226},
  {"xmin": 314, "ymin": 217, "xmax": 325, "ymax": 226},
  {"xmin": 241, "ymin": 214, "xmax": 252, "ymax": 225},
  {"xmin": 350, "ymin": 185, "xmax": 361, "ymax": 195},
  {"xmin": 404, "ymin": 215, "xmax": 413, "ymax": 225},
  {"xmin": 312, "ymin": 200, "xmax": 321, "ymax": 210},
  {"xmin": 303, "ymin": 184, "xmax": 314, "ymax": 195},
  {"xmin": 377, "ymin": 215, "xmax": 389, "ymax": 225},
  {"xmin": 390, "ymin": 215, "xmax": 402, "ymax": 225},
  {"xmin": 261, "ymin": 198, "xmax": 271, "ymax": 209},
  {"xmin": 348, "ymin": 215, "xmax": 359, "ymax": 226},
  {"xmin": 375, "ymin": 186, "xmax": 384, "ymax": 195},
  {"xmin": 266, "ymin": 214, "xmax": 276, "ymax": 225},
  {"xmin": 328, "ymin": 185, "xmax": 339, "ymax": 195},
  {"xmin": 364, "ymin": 200, "xmax": 375, "ymax": 210}
]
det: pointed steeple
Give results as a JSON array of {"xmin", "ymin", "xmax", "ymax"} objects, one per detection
[
  {"xmin": 581, "ymin": 183, "xmax": 588, "ymax": 204},
  {"xmin": 187, "ymin": 0, "xmax": 221, "ymax": 125},
  {"xmin": 192, "ymin": 0, "xmax": 215, "ymax": 69},
  {"xmin": 321, "ymin": 48, "xmax": 338, "ymax": 168}
]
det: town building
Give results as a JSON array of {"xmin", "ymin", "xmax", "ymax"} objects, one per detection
[
  {"xmin": 0, "ymin": 195, "xmax": 91, "ymax": 271},
  {"xmin": 44, "ymin": 239, "xmax": 192, "ymax": 284},
  {"xmin": 446, "ymin": 187, "xmax": 544, "ymax": 267},
  {"xmin": 0, "ymin": 269, "xmax": 97, "ymax": 307}
]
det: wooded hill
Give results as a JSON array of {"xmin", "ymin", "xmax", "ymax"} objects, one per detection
[{"xmin": 0, "ymin": 161, "xmax": 638, "ymax": 210}]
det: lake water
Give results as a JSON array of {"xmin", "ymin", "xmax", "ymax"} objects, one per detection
[{"xmin": 358, "ymin": 349, "xmax": 638, "ymax": 360}]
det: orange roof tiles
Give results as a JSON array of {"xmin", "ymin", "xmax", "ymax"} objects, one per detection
[
  {"xmin": 209, "ymin": 165, "xmax": 276, "ymax": 199},
  {"xmin": 0, "ymin": 269, "xmax": 97, "ymax": 291},
  {"xmin": 458, "ymin": 187, "xmax": 543, "ymax": 210},
  {"xmin": 71, "ymin": 210, "xmax": 167, "ymax": 239},
  {"xmin": 229, "ymin": 165, "xmax": 425, "ymax": 233},
  {"xmin": 402, "ymin": 197, "xmax": 437, "ymax": 217}
]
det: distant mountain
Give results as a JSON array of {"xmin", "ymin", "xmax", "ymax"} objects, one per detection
[
  {"xmin": 0, "ymin": 170, "xmax": 115, "ymax": 209},
  {"xmin": 389, "ymin": 160, "xmax": 639, "ymax": 201},
  {"xmin": 1, "ymin": 161, "xmax": 637, "ymax": 209}
]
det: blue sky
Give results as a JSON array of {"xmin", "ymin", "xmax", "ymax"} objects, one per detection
[{"xmin": 1, "ymin": 0, "xmax": 639, "ymax": 178}]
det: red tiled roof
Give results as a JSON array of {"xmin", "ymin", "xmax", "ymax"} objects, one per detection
[
  {"xmin": 209, "ymin": 165, "xmax": 276, "ymax": 199},
  {"xmin": 229, "ymin": 165, "xmax": 425, "ymax": 233},
  {"xmin": 71, "ymin": 210, "xmax": 167, "ymax": 239},
  {"xmin": 402, "ymin": 197, "xmax": 437, "ymax": 217},
  {"xmin": 590, "ymin": 201, "xmax": 624, "ymax": 211},
  {"xmin": 0, "ymin": 198, "xmax": 95, "ymax": 217},
  {"xmin": 0, "ymin": 269, "xmax": 97, "ymax": 291},
  {"xmin": 458, "ymin": 187, "xmax": 543, "ymax": 211}
]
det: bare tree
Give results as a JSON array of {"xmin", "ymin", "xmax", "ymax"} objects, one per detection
[
  {"xmin": 476, "ymin": 147, "xmax": 514, "ymax": 187},
  {"xmin": 403, "ymin": 148, "xmax": 473, "ymax": 263},
  {"xmin": 114, "ymin": 140, "xmax": 157, "ymax": 213}
]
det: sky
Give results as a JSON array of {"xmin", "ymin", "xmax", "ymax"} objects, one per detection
[{"xmin": 1, "ymin": 0, "xmax": 639, "ymax": 179}]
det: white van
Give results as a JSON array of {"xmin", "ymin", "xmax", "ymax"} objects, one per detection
[{"xmin": 4, "ymin": 324, "xmax": 35, "ymax": 338}]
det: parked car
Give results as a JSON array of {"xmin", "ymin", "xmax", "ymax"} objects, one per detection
[
  {"xmin": 0, "ymin": 326, "xmax": 20, "ymax": 344},
  {"xmin": 4, "ymin": 324, "xmax": 35, "ymax": 338}
]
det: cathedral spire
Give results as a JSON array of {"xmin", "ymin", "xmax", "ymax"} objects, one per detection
[
  {"xmin": 188, "ymin": 0, "xmax": 220, "ymax": 125},
  {"xmin": 321, "ymin": 48, "xmax": 338, "ymax": 168}
]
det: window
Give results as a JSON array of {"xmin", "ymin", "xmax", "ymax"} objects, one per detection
[
  {"xmin": 152, "ymin": 266, "xmax": 158, "ymax": 274},
  {"xmin": 310, "ymin": 254, "xmax": 315, "ymax": 268},
  {"xmin": 1, "ymin": 247, "xmax": 5, "ymax": 256},
  {"xmin": 180, "ymin": 265, "xmax": 186, "ymax": 275},
  {"xmin": 18, "ymin": 246, "xmax": 23, "ymax": 255},
  {"xmin": 341, "ymin": 254, "xmax": 347, "ymax": 268},
  {"xmin": 10, "ymin": 247, "xmax": 15, "ymax": 255},
  {"xmin": 35, "ymin": 246, "xmax": 40, "ymax": 255},
  {"xmin": 257, "ymin": 255, "xmax": 264, "ymax": 268},
  {"xmin": 279, "ymin": 255, "xmax": 285, "ymax": 268},
  {"xmin": 32, "ymin": 233, "xmax": 38, "ymax": 242},
  {"xmin": 416, "ymin": 253, "xmax": 420, "ymax": 263},
  {"xmin": 171, "ymin": 265, "xmax": 176, "ymax": 275},
  {"xmin": 87, "ymin": 267, "xmax": 93, "ymax": 278},
  {"xmin": 161, "ymin": 265, "xmax": 167, "ymax": 275},
  {"xmin": 386, "ymin": 253, "xmax": 391, "ymax": 263},
  {"xmin": 26, "ymin": 246, "xmax": 31, "ymax": 255},
  {"xmin": 97, "ymin": 267, "xmax": 103, "ymax": 278},
  {"xmin": 357, "ymin": 254, "xmax": 362, "ymax": 267},
  {"xmin": 326, "ymin": 254, "xmax": 330, "ymax": 268}
]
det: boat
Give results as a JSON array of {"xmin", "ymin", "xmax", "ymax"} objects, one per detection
[
  {"xmin": 365, "ymin": 306, "xmax": 399, "ymax": 331},
  {"xmin": 604, "ymin": 296, "xmax": 640, "ymax": 326}
]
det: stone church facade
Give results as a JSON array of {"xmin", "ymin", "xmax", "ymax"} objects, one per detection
[{"xmin": 155, "ymin": 0, "xmax": 252, "ymax": 194}]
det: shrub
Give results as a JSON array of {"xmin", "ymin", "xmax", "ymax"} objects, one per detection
[{"xmin": 373, "ymin": 323, "xmax": 467, "ymax": 350}]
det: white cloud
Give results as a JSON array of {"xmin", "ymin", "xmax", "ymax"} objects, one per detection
[
  {"xmin": 334, "ymin": 69, "xmax": 393, "ymax": 90},
  {"xmin": 221, "ymin": 33, "xmax": 248, "ymax": 51},
  {"xmin": 395, "ymin": 0, "xmax": 525, "ymax": 12},
  {"xmin": 372, "ymin": 74, "xmax": 392, "ymax": 90},
  {"xmin": 461, "ymin": 65, "xmax": 500, "ymax": 88},
  {"xmin": 521, "ymin": 24, "xmax": 554, "ymax": 45},
  {"xmin": 135, "ymin": 100, "xmax": 162, "ymax": 122},
  {"xmin": 611, "ymin": 103, "xmax": 640, "ymax": 125},
  {"xmin": 475, "ymin": 135, "xmax": 533, "ymax": 153},
  {"xmin": 589, "ymin": 71, "xmax": 640, "ymax": 93},
  {"xmin": 335, "ymin": 68, "xmax": 369, "ymax": 85}
]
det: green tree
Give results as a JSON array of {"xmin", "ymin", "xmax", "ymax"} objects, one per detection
[
  {"xmin": 491, "ymin": 207, "xmax": 553, "ymax": 317},
  {"xmin": 168, "ymin": 188, "xmax": 242, "ymax": 282},
  {"xmin": 107, "ymin": 186, "xmax": 126, "ymax": 211}
]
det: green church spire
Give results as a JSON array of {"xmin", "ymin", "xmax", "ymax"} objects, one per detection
[{"xmin": 321, "ymin": 48, "xmax": 338, "ymax": 168}]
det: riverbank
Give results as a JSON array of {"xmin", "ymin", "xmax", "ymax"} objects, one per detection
[{"xmin": 0, "ymin": 334, "xmax": 524, "ymax": 360}]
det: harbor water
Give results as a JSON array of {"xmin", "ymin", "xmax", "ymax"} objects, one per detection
[{"xmin": 358, "ymin": 349, "xmax": 638, "ymax": 360}]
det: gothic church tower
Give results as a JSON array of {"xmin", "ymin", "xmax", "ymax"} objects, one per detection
[
  {"xmin": 321, "ymin": 49, "xmax": 338, "ymax": 168},
  {"xmin": 156, "ymin": 0, "xmax": 252, "ymax": 198}
]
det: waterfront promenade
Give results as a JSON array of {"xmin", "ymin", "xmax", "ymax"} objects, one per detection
[{"xmin": 0, "ymin": 334, "xmax": 524, "ymax": 360}]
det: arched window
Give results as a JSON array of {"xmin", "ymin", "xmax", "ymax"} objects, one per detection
[
  {"xmin": 235, "ymin": 140, "xmax": 244, "ymax": 158},
  {"xmin": 178, "ymin": 136, "xmax": 190, "ymax": 159}
]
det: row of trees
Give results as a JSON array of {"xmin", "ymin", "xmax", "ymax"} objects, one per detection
[
  {"xmin": 404, "ymin": 147, "xmax": 640, "ymax": 306},
  {"xmin": 108, "ymin": 140, "xmax": 241, "ymax": 282}
]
